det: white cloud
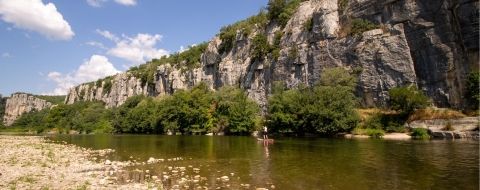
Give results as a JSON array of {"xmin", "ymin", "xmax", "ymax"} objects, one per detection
[
  {"xmin": 96, "ymin": 29, "xmax": 119, "ymax": 42},
  {"xmin": 85, "ymin": 41, "xmax": 106, "ymax": 49},
  {"xmin": 87, "ymin": 0, "xmax": 107, "ymax": 7},
  {"xmin": 179, "ymin": 44, "xmax": 197, "ymax": 53},
  {"xmin": 97, "ymin": 30, "xmax": 169, "ymax": 64},
  {"xmin": 47, "ymin": 55, "xmax": 120, "ymax": 95},
  {"xmin": 1, "ymin": 52, "xmax": 11, "ymax": 58},
  {"xmin": 114, "ymin": 0, "xmax": 137, "ymax": 6},
  {"xmin": 0, "ymin": 0, "xmax": 74, "ymax": 40}
]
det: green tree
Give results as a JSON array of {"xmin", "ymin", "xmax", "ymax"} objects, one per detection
[
  {"xmin": 466, "ymin": 71, "xmax": 479, "ymax": 108},
  {"xmin": 214, "ymin": 86, "xmax": 259, "ymax": 134},
  {"xmin": 267, "ymin": 68, "xmax": 359, "ymax": 136},
  {"xmin": 389, "ymin": 85, "xmax": 430, "ymax": 114}
]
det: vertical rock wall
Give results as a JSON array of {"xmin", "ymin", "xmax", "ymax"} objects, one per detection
[
  {"xmin": 3, "ymin": 93, "xmax": 52, "ymax": 126},
  {"xmin": 65, "ymin": 0, "xmax": 478, "ymax": 110}
]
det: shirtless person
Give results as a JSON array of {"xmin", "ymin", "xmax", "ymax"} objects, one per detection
[{"xmin": 263, "ymin": 126, "xmax": 268, "ymax": 140}]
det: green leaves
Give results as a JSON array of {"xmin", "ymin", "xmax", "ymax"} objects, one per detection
[
  {"xmin": 466, "ymin": 71, "xmax": 480, "ymax": 108},
  {"xmin": 110, "ymin": 84, "xmax": 259, "ymax": 135},
  {"xmin": 349, "ymin": 19, "xmax": 379, "ymax": 36},
  {"xmin": 267, "ymin": 0, "xmax": 303, "ymax": 28},
  {"xmin": 388, "ymin": 85, "xmax": 430, "ymax": 114},
  {"xmin": 267, "ymin": 68, "xmax": 360, "ymax": 136}
]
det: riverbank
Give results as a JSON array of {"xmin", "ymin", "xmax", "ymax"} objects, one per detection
[{"xmin": 0, "ymin": 135, "xmax": 163, "ymax": 189}]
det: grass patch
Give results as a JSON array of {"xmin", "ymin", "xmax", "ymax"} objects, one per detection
[
  {"xmin": 408, "ymin": 108, "xmax": 465, "ymax": 122},
  {"xmin": 352, "ymin": 128, "xmax": 385, "ymax": 138}
]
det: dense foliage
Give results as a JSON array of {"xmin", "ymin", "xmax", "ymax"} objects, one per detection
[
  {"xmin": 466, "ymin": 71, "xmax": 479, "ymax": 108},
  {"xmin": 251, "ymin": 34, "xmax": 270, "ymax": 61},
  {"xmin": 11, "ymin": 101, "xmax": 112, "ymax": 134},
  {"xmin": 113, "ymin": 84, "xmax": 260, "ymax": 135},
  {"xmin": 11, "ymin": 85, "xmax": 260, "ymax": 135},
  {"xmin": 267, "ymin": 68, "xmax": 360, "ymax": 136},
  {"xmin": 389, "ymin": 85, "xmax": 430, "ymax": 114},
  {"xmin": 411, "ymin": 128, "xmax": 430, "ymax": 139},
  {"xmin": 0, "ymin": 94, "xmax": 6, "ymax": 128},
  {"xmin": 268, "ymin": 0, "xmax": 305, "ymax": 28}
]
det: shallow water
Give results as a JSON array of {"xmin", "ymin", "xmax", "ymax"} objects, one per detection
[{"xmin": 48, "ymin": 135, "xmax": 479, "ymax": 190}]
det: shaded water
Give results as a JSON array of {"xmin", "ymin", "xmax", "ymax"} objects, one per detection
[{"xmin": 48, "ymin": 135, "xmax": 479, "ymax": 190}]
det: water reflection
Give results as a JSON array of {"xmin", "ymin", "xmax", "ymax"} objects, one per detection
[{"xmin": 48, "ymin": 135, "xmax": 479, "ymax": 190}]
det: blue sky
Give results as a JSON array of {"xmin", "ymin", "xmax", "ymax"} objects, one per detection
[{"xmin": 0, "ymin": 0, "xmax": 268, "ymax": 96}]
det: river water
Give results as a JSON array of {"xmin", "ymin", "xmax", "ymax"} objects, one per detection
[{"xmin": 48, "ymin": 135, "xmax": 479, "ymax": 190}]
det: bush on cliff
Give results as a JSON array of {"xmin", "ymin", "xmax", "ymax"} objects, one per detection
[{"xmin": 268, "ymin": 0, "xmax": 304, "ymax": 28}]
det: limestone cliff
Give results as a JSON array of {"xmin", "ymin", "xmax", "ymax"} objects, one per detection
[
  {"xmin": 65, "ymin": 73, "xmax": 154, "ymax": 108},
  {"xmin": 66, "ymin": 0, "xmax": 479, "ymax": 110},
  {"xmin": 3, "ymin": 93, "xmax": 53, "ymax": 126}
]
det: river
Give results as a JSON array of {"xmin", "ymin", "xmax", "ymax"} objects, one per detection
[{"xmin": 48, "ymin": 135, "xmax": 479, "ymax": 190}]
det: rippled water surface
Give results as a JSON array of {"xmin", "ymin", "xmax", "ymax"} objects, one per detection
[{"xmin": 48, "ymin": 135, "xmax": 479, "ymax": 190}]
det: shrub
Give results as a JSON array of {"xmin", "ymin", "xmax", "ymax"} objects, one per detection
[
  {"xmin": 268, "ymin": 0, "xmax": 304, "ymax": 28},
  {"xmin": 271, "ymin": 31, "xmax": 283, "ymax": 61},
  {"xmin": 319, "ymin": 67, "xmax": 357, "ymax": 90},
  {"xmin": 288, "ymin": 46, "xmax": 298, "ymax": 61},
  {"xmin": 349, "ymin": 19, "xmax": 378, "ymax": 36},
  {"xmin": 304, "ymin": 16, "xmax": 314, "ymax": 32},
  {"xmin": 102, "ymin": 77, "xmax": 113, "ymax": 95},
  {"xmin": 252, "ymin": 34, "xmax": 270, "ymax": 61},
  {"xmin": 218, "ymin": 11, "xmax": 268, "ymax": 55},
  {"xmin": 466, "ymin": 71, "xmax": 480, "ymax": 108},
  {"xmin": 389, "ymin": 85, "xmax": 430, "ymax": 114},
  {"xmin": 338, "ymin": 0, "xmax": 349, "ymax": 13},
  {"xmin": 218, "ymin": 27, "xmax": 237, "ymax": 54},
  {"xmin": 411, "ymin": 128, "xmax": 430, "ymax": 139}
]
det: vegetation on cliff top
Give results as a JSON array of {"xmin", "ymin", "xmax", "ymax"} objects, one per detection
[
  {"xmin": 218, "ymin": 0, "xmax": 304, "ymax": 55},
  {"xmin": 34, "ymin": 95, "xmax": 66, "ymax": 105}
]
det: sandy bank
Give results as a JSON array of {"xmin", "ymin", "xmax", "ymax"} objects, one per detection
[{"xmin": 345, "ymin": 133, "xmax": 412, "ymax": 140}]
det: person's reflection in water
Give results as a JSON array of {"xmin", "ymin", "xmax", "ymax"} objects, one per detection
[{"xmin": 263, "ymin": 140, "xmax": 270, "ymax": 159}]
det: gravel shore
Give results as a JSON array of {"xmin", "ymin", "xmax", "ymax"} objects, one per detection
[{"xmin": 0, "ymin": 135, "xmax": 163, "ymax": 190}]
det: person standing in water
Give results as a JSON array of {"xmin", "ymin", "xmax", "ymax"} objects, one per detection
[{"xmin": 263, "ymin": 126, "xmax": 268, "ymax": 140}]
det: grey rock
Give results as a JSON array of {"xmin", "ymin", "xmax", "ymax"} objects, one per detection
[
  {"xmin": 64, "ymin": 0, "xmax": 478, "ymax": 111},
  {"xmin": 3, "ymin": 93, "xmax": 53, "ymax": 126}
]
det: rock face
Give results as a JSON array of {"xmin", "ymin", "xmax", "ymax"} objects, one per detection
[
  {"xmin": 3, "ymin": 93, "xmax": 53, "ymax": 126},
  {"xmin": 66, "ymin": 0, "xmax": 479, "ymax": 110},
  {"xmin": 408, "ymin": 117, "xmax": 480, "ymax": 139},
  {"xmin": 65, "ymin": 73, "xmax": 154, "ymax": 108}
]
